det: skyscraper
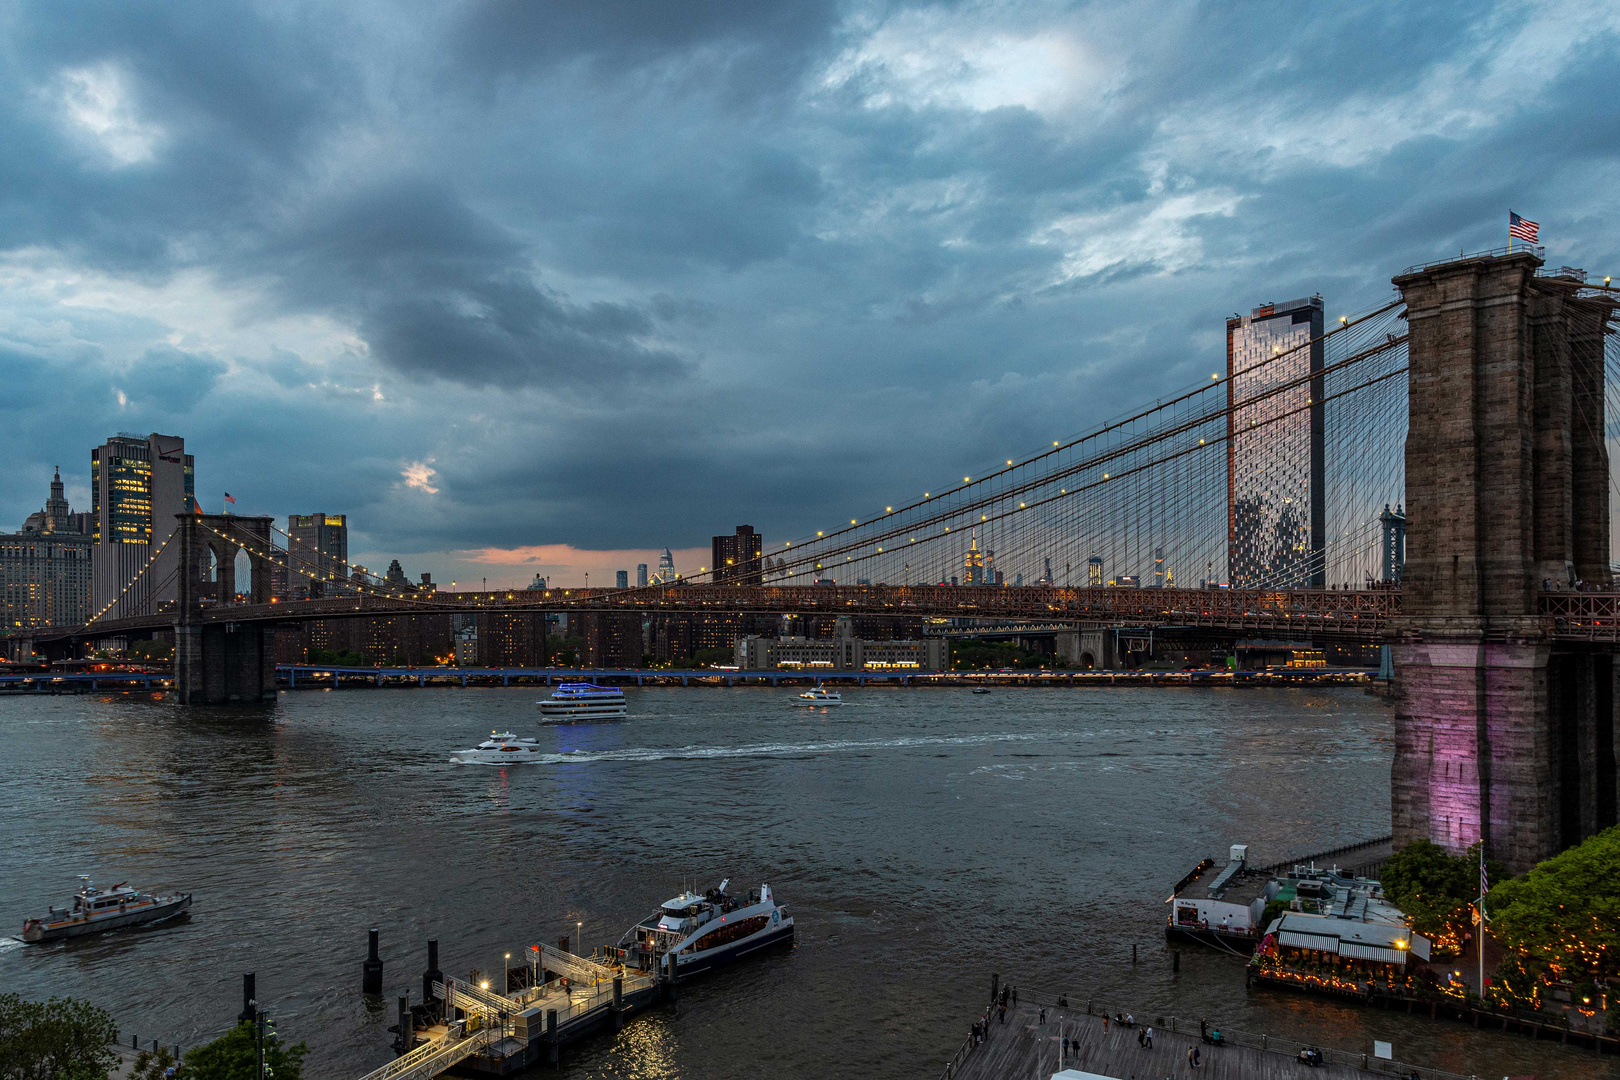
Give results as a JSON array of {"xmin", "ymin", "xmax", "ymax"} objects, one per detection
[
  {"xmin": 287, "ymin": 514, "xmax": 348, "ymax": 598},
  {"xmin": 636, "ymin": 563, "xmax": 649, "ymax": 587},
  {"xmin": 712, "ymin": 526, "xmax": 763, "ymax": 585},
  {"xmin": 653, "ymin": 548, "xmax": 678, "ymax": 584},
  {"xmin": 90, "ymin": 433, "xmax": 194, "ymax": 618},
  {"xmin": 2, "ymin": 469, "xmax": 93, "ymax": 629},
  {"xmin": 963, "ymin": 532, "xmax": 985, "ymax": 585},
  {"xmin": 1087, "ymin": 553, "xmax": 1103, "ymax": 587},
  {"xmin": 615, "ymin": 570, "xmax": 629, "ymax": 589},
  {"xmin": 1227, "ymin": 296, "xmax": 1325, "ymax": 588}
]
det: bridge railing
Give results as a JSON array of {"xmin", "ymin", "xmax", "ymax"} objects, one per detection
[{"xmin": 1539, "ymin": 591, "xmax": 1620, "ymax": 640}]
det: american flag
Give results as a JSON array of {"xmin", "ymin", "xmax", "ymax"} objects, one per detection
[
  {"xmin": 1508, "ymin": 211, "xmax": 1539, "ymax": 244},
  {"xmin": 223, "ymin": 492, "xmax": 236, "ymax": 504}
]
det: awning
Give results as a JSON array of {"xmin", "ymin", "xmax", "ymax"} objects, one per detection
[
  {"xmin": 1278, "ymin": 931, "xmax": 1338, "ymax": 952},
  {"xmin": 1338, "ymin": 942, "xmax": 1407, "ymax": 965}
]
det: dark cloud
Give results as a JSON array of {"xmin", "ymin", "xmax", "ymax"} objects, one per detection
[{"xmin": 2, "ymin": 0, "xmax": 1618, "ymax": 568}]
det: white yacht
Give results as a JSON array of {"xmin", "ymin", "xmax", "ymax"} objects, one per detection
[
  {"xmin": 792, "ymin": 686, "xmax": 842, "ymax": 707},
  {"xmin": 538, "ymin": 683, "xmax": 628, "ymax": 721},
  {"xmin": 22, "ymin": 877, "xmax": 191, "ymax": 943},
  {"xmin": 615, "ymin": 879, "xmax": 793, "ymax": 977},
  {"xmin": 450, "ymin": 731, "xmax": 548, "ymax": 765}
]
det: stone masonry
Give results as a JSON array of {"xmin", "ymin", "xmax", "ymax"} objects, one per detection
[{"xmin": 1390, "ymin": 251, "xmax": 1618, "ymax": 874}]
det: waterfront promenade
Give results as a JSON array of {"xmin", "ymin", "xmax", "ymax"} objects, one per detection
[{"xmin": 949, "ymin": 1000, "xmax": 1458, "ymax": 1080}]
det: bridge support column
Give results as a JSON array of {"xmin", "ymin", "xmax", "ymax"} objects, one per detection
[{"xmin": 1391, "ymin": 252, "xmax": 1618, "ymax": 874}]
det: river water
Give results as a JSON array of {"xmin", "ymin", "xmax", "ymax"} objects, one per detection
[{"xmin": 0, "ymin": 685, "xmax": 1607, "ymax": 1079}]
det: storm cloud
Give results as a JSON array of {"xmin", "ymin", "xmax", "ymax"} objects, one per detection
[{"xmin": 2, "ymin": 0, "xmax": 1617, "ymax": 582}]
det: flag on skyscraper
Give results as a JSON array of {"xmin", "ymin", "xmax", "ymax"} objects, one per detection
[
  {"xmin": 1508, "ymin": 211, "xmax": 1539, "ymax": 244},
  {"xmin": 223, "ymin": 492, "xmax": 236, "ymax": 504}
]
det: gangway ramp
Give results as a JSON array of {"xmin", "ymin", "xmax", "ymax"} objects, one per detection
[{"xmin": 353, "ymin": 1023, "xmax": 493, "ymax": 1080}]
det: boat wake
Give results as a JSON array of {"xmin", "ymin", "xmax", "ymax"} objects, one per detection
[{"xmin": 520, "ymin": 731, "xmax": 1042, "ymax": 766}]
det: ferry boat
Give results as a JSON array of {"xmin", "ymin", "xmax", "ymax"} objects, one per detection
[
  {"xmin": 450, "ymin": 731, "xmax": 548, "ymax": 764},
  {"xmin": 615, "ymin": 879, "xmax": 793, "ymax": 976},
  {"xmin": 538, "ymin": 683, "xmax": 628, "ymax": 720},
  {"xmin": 791, "ymin": 686, "xmax": 842, "ymax": 707},
  {"xmin": 21, "ymin": 877, "xmax": 191, "ymax": 943}
]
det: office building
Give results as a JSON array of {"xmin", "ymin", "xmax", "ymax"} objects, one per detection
[
  {"xmin": 526, "ymin": 574, "xmax": 548, "ymax": 590},
  {"xmin": 637, "ymin": 563, "xmax": 649, "ymax": 587},
  {"xmin": 1227, "ymin": 296, "xmax": 1325, "ymax": 588},
  {"xmin": 287, "ymin": 514, "xmax": 348, "ymax": 598},
  {"xmin": 1087, "ymin": 553, "xmax": 1103, "ymax": 587},
  {"xmin": 735, "ymin": 618, "xmax": 948, "ymax": 672},
  {"xmin": 963, "ymin": 533, "xmax": 985, "ymax": 585},
  {"xmin": 712, "ymin": 526, "xmax": 763, "ymax": 585},
  {"xmin": 2, "ymin": 469, "xmax": 93, "ymax": 629},
  {"xmin": 90, "ymin": 433, "xmax": 195, "ymax": 619},
  {"xmin": 653, "ymin": 548, "xmax": 679, "ymax": 584},
  {"xmin": 616, "ymin": 570, "xmax": 629, "ymax": 589}
]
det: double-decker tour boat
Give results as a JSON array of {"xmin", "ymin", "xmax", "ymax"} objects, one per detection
[
  {"xmin": 21, "ymin": 877, "xmax": 191, "ymax": 943},
  {"xmin": 615, "ymin": 879, "xmax": 793, "ymax": 976},
  {"xmin": 537, "ymin": 683, "xmax": 628, "ymax": 721},
  {"xmin": 791, "ymin": 686, "xmax": 842, "ymax": 707}
]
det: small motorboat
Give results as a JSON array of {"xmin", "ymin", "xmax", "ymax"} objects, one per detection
[
  {"xmin": 972, "ymin": 688, "xmax": 992, "ymax": 695},
  {"xmin": 791, "ymin": 686, "xmax": 842, "ymax": 707},
  {"xmin": 451, "ymin": 731, "xmax": 548, "ymax": 765},
  {"xmin": 22, "ymin": 877, "xmax": 191, "ymax": 943},
  {"xmin": 614, "ymin": 878, "xmax": 793, "ymax": 977}
]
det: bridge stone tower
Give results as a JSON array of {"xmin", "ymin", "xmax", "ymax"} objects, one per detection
[
  {"xmin": 174, "ymin": 513, "xmax": 279, "ymax": 705},
  {"xmin": 1391, "ymin": 251, "xmax": 1617, "ymax": 874}
]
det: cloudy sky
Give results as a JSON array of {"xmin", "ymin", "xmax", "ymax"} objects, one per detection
[{"xmin": 3, "ymin": 0, "xmax": 1617, "ymax": 588}]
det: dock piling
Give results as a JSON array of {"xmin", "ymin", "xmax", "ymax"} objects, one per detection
[
  {"xmin": 1132, "ymin": 943, "xmax": 1137, "ymax": 964},
  {"xmin": 1173, "ymin": 949, "xmax": 1180, "ymax": 972},
  {"xmin": 396, "ymin": 995, "xmax": 411, "ymax": 1053},
  {"xmin": 557, "ymin": 935, "xmax": 570, "ymax": 954},
  {"xmin": 363, "ymin": 928, "xmax": 384, "ymax": 995},
  {"xmin": 422, "ymin": 939, "xmax": 443, "ymax": 1010},
  {"xmin": 613, "ymin": 975, "xmax": 624, "ymax": 1029},
  {"xmin": 990, "ymin": 973, "xmax": 999, "ymax": 1003},
  {"xmin": 546, "ymin": 1009, "xmax": 558, "ymax": 1064},
  {"xmin": 238, "ymin": 973, "xmax": 256, "ymax": 1022}
]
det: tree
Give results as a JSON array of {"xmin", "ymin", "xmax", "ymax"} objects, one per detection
[
  {"xmin": 169, "ymin": 1022, "xmax": 307, "ymax": 1080},
  {"xmin": 0, "ymin": 993, "xmax": 119, "ymax": 1080},
  {"xmin": 1379, "ymin": 839, "xmax": 1481, "ymax": 956},
  {"xmin": 1488, "ymin": 824, "xmax": 1620, "ymax": 986}
]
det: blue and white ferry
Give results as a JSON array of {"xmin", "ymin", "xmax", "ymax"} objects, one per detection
[
  {"xmin": 537, "ymin": 682, "xmax": 627, "ymax": 721},
  {"xmin": 615, "ymin": 879, "xmax": 794, "ymax": 976}
]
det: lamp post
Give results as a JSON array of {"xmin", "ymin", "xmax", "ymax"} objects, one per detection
[
  {"xmin": 503, "ymin": 953, "xmax": 510, "ymax": 994},
  {"xmin": 576, "ymin": 921, "xmax": 582, "ymax": 955}
]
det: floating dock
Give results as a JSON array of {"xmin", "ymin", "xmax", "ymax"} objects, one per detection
[{"xmin": 357, "ymin": 945, "xmax": 663, "ymax": 1080}]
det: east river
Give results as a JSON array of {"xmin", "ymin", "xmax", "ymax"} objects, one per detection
[{"xmin": 1, "ymin": 686, "xmax": 1608, "ymax": 1079}]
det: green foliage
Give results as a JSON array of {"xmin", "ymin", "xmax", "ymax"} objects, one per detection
[
  {"xmin": 307, "ymin": 647, "xmax": 365, "ymax": 667},
  {"xmin": 131, "ymin": 1046, "xmax": 179, "ymax": 1080},
  {"xmin": 1488, "ymin": 949, "xmax": 1546, "ymax": 1010},
  {"xmin": 1259, "ymin": 897, "xmax": 1288, "ymax": 931},
  {"xmin": 1380, "ymin": 839, "xmax": 1498, "ymax": 956},
  {"xmin": 127, "ymin": 639, "xmax": 173, "ymax": 661},
  {"xmin": 176, "ymin": 1022, "xmax": 306, "ymax": 1080},
  {"xmin": 0, "ymin": 993, "xmax": 120, "ymax": 1080},
  {"xmin": 1489, "ymin": 824, "xmax": 1620, "ymax": 983},
  {"xmin": 693, "ymin": 647, "xmax": 733, "ymax": 668}
]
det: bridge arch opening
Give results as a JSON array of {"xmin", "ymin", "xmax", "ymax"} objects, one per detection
[
  {"xmin": 1080, "ymin": 652, "xmax": 1096, "ymax": 670},
  {"xmin": 235, "ymin": 549, "xmax": 253, "ymax": 603}
]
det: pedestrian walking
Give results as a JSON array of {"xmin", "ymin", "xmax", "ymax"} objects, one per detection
[
  {"xmin": 1188, "ymin": 1047, "xmax": 1196, "ymax": 1067},
  {"xmin": 1145, "ymin": 1025, "xmax": 1154, "ymax": 1048},
  {"xmin": 1103, "ymin": 1015, "xmax": 1110, "ymax": 1034},
  {"xmin": 1012, "ymin": 986, "xmax": 1018, "ymax": 1006},
  {"xmin": 1137, "ymin": 1027, "xmax": 1145, "ymax": 1048},
  {"xmin": 1039, "ymin": 1007, "xmax": 1047, "ymax": 1024}
]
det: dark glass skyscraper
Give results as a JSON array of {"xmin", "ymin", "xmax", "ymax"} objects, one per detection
[
  {"xmin": 287, "ymin": 513, "xmax": 348, "ymax": 598},
  {"xmin": 89, "ymin": 433, "xmax": 195, "ymax": 618},
  {"xmin": 1226, "ymin": 296, "xmax": 1325, "ymax": 588},
  {"xmin": 712, "ymin": 525, "xmax": 763, "ymax": 585}
]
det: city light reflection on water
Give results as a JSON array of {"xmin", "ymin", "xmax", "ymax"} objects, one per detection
[{"xmin": 0, "ymin": 686, "xmax": 1606, "ymax": 1078}]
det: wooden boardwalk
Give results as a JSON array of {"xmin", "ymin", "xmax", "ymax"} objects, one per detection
[{"xmin": 951, "ymin": 1003, "xmax": 1400, "ymax": 1080}]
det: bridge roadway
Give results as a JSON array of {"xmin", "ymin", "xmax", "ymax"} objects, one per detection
[
  {"xmin": 18, "ymin": 584, "xmax": 1403, "ymax": 644},
  {"xmin": 14, "ymin": 585, "xmax": 1620, "ymax": 648}
]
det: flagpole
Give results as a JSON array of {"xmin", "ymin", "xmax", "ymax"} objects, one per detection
[{"xmin": 1477, "ymin": 840, "xmax": 1486, "ymax": 1001}]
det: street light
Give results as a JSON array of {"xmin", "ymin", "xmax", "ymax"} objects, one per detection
[
  {"xmin": 576, "ymin": 921, "xmax": 582, "ymax": 954},
  {"xmin": 504, "ymin": 953, "xmax": 510, "ymax": 993}
]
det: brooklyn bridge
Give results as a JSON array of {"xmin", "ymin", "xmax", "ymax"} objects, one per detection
[{"xmin": 8, "ymin": 248, "xmax": 1620, "ymax": 875}]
